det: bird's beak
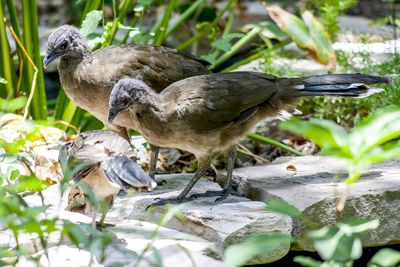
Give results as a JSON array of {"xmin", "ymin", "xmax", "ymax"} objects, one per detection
[
  {"xmin": 108, "ymin": 108, "xmax": 118, "ymax": 123},
  {"xmin": 43, "ymin": 51, "xmax": 57, "ymax": 69}
]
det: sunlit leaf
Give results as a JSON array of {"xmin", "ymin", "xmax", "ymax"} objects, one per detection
[
  {"xmin": 0, "ymin": 77, "xmax": 7, "ymax": 84},
  {"xmin": 266, "ymin": 198, "xmax": 301, "ymax": 217},
  {"xmin": 224, "ymin": 233, "xmax": 291, "ymax": 267},
  {"xmin": 280, "ymin": 118, "xmax": 350, "ymax": 156},
  {"xmin": 80, "ymin": 10, "xmax": 103, "ymax": 37},
  {"xmin": 293, "ymin": 256, "xmax": 322, "ymax": 267},
  {"xmin": 368, "ymin": 248, "xmax": 400, "ymax": 267},
  {"xmin": 265, "ymin": 5, "xmax": 336, "ymax": 67},
  {"xmin": 0, "ymin": 96, "xmax": 27, "ymax": 112}
]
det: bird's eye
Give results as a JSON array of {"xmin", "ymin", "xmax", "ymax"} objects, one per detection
[{"xmin": 60, "ymin": 41, "xmax": 68, "ymax": 50}]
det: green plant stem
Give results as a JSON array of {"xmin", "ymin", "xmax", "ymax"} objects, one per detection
[
  {"xmin": 82, "ymin": 0, "xmax": 102, "ymax": 22},
  {"xmin": 106, "ymin": 0, "xmax": 132, "ymax": 46},
  {"xmin": 29, "ymin": 0, "xmax": 47, "ymax": 119},
  {"xmin": 153, "ymin": 0, "xmax": 179, "ymax": 45},
  {"xmin": 0, "ymin": 5, "xmax": 15, "ymax": 98},
  {"xmin": 6, "ymin": 0, "xmax": 21, "ymax": 36},
  {"xmin": 177, "ymin": 0, "xmax": 237, "ymax": 51},
  {"xmin": 247, "ymin": 133, "xmax": 303, "ymax": 156},
  {"xmin": 120, "ymin": 12, "xmax": 141, "ymax": 44},
  {"xmin": 213, "ymin": 27, "xmax": 260, "ymax": 69},
  {"xmin": 165, "ymin": 0, "xmax": 205, "ymax": 37},
  {"xmin": 221, "ymin": 49, "xmax": 264, "ymax": 72}
]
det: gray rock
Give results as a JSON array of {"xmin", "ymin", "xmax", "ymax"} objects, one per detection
[
  {"xmin": 107, "ymin": 174, "xmax": 292, "ymax": 264},
  {"xmin": 231, "ymin": 156, "xmax": 400, "ymax": 250}
]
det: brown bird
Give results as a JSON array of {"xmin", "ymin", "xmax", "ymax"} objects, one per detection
[
  {"xmin": 44, "ymin": 25, "xmax": 210, "ymax": 178},
  {"xmin": 108, "ymin": 72, "xmax": 391, "ymax": 205},
  {"xmin": 61, "ymin": 130, "xmax": 156, "ymax": 226}
]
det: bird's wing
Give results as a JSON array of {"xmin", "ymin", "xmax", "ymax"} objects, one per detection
[
  {"xmin": 102, "ymin": 156, "xmax": 156, "ymax": 191},
  {"xmin": 62, "ymin": 130, "xmax": 135, "ymax": 164},
  {"xmin": 93, "ymin": 45, "xmax": 210, "ymax": 92},
  {"xmin": 168, "ymin": 72, "xmax": 279, "ymax": 132}
]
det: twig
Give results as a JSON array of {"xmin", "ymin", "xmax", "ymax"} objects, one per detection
[
  {"xmin": 237, "ymin": 143, "xmax": 269, "ymax": 164},
  {"xmin": 4, "ymin": 17, "xmax": 38, "ymax": 120}
]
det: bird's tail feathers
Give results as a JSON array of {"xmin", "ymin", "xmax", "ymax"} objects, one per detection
[
  {"xmin": 289, "ymin": 74, "xmax": 391, "ymax": 98},
  {"xmin": 104, "ymin": 156, "xmax": 157, "ymax": 191}
]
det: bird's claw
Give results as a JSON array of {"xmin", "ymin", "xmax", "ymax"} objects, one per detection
[
  {"xmin": 189, "ymin": 188, "xmax": 244, "ymax": 202},
  {"xmin": 145, "ymin": 196, "xmax": 185, "ymax": 210},
  {"xmin": 154, "ymin": 179, "xmax": 167, "ymax": 186}
]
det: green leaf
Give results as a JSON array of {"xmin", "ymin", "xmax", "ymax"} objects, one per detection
[
  {"xmin": 339, "ymin": 218, "xmax": 379, "ymax": 234},
  {"xmin": 266, "ymin": 198, "xmax": 301, "ymax": 217},
  {"xmin": 280, "ymin": 118, "xmax": 350, "ymax": 157},
  {"xmin": 265, "ymin": 5, "xmax": 336, "ymax": 66},
  {"xmin": 224, "ymin": 233, "xmax": 291, "ymax": 267},
  {"xmin": 212, "ymin": 38, "xmax": 231, "ymax": 52},
  {"xmin": 368, "ymin": 248, "xmax": 400, "ymax": 267},
  {"xmin": 0, "ymin": 96, "xmax": 27, "ymax": 112},
  {"xmin": 0, "ymin": 77, "xmax": 7, "ymax": 84},
  {"xmin": 80, "ymin": 10, "xmax": 103, "ymax": 37},
  {"xmin": 293, "ymin": 256, "xmax": 322, "ymax": 267}
]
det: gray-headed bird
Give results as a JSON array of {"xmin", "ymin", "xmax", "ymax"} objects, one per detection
[{"xmin": 108, "ymin": 72, "xmax": 391, "ymax": 206}]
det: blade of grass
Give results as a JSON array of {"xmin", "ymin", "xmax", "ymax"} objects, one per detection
[
  {"xmin": 153, "ymin": 0, "xmax": 179, "ymax": 45},
  {"xmin": 5, "ymin": 17, "xmax": 38, "ymax": 120},
  {"xmin": 247, "ymin": 133, "xmax": 303, "ymax": 156},
  {"xmin": 119, "ymin": 11, "xmax": 142, "ymax": 44},
  {"xmin": 0, "ymin": 4, "xmax": 15, "ymax": 98},
  {"xmin": 212, "ymin": 26, "xmax": 260, "ymax": 69},
  {"xmin": 28, "ymin": 0, "xmax": 47, "ymax": 119},
  {"xmin": 165, "ymin": 0, "xmax": 206, "ymax": 37},
  {"xmin": 176, "ymin": 0, "xmax": 237, "ymax": 51}
]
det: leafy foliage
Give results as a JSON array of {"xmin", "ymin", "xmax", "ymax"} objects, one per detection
[
  {"xmin": 265, "ymin": 5, "xmax": 336, "ymax": 67},
  {"xmin": 281, "ymin": 106, "xmax": 400, "ymax": 185}
]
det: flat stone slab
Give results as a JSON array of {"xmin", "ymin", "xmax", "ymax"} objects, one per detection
[
  {"xmin": 230, "ymin": 156, "xmax": 400, "ymax": 250},
  {"xmin": 3, "ymin": 173, "xmax": 292, "ymax": 266},
  {"xmin": 108, "ymin": 173, "xmax": 292, "ymax": 264}
]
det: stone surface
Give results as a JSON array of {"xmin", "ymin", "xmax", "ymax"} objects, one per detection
[
  {"xmin": 230, "ymin": 155, "xmax": 400, "ymax": 250},
  {"xmin": 108, "ymin": 173, "xmax": 292, "ymax": 264},
  {"xmin": 3, "ymin": 173, "xmax": 292, "ymax": 266}
]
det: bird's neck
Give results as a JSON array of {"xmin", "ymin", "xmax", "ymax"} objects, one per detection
[
  {"xmin": 60, "ymin": 48, "xmax": 93, "ymax": 70},
  {"xmin": 132, "ymin": 88, "xmax": 159, "ymax": 111}
]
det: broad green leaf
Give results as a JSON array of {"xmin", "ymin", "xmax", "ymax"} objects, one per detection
[
  {"xmin": 368, "ymin": 248, "xmax": 400, "ymax": 267},
  {"xmin": 280, "ymin": 118, "xmax": 350, "ymax": 156},
  {"xmin": 362, "ymin": 141, "xmax": 400, "ymax": 166},
  {"xmin": 224, "ymin": 233, "xmax": 291, "ymax": 267},
  {"xmin": 201, "ymin": 54, "xmax": 217, "ymax": 65},
  {"xmin": 265, "ymin": 5, "xmax": 336, "ymax": 67},
  {"xmin": 266, "ymin": 198, "xmax": 301, "ymax": 217},
  {"xmin": 212, "ymin": 38, "xmax": 231, "ymax": 52},
  {"xmin": 80, "ymin": 10, "xmax": 103, "ymax": 37},
  {"xmin": 0, "ymin": 96, "xmax": 27, "ymax": 112},
  {"xmin": 308, "ymin": 226, "xmax": 342, "ymax": 260},
  {"xmin": 293, "ymin": 256, "xmax": 322, "ymax": 267},
  {"xmin": 252, "ymin": 21, "xmax": 287, "ymax": 41},
  {"xmin": 0, "ymin": 77, "xmax": 7, "ymax": 84},
  {"xmin": 301, "ymin": 11, "xmax": 336, "ymax": 66},
  {"xmin": 350, "ymin": 106, "xmax": 400, "ymax": 155},
  {"xmin": 339, "ymin": 218, "xmax": 379, "ymax": 234}
]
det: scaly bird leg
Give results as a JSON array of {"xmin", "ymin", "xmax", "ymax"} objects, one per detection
[
  {"xmin": 189, "ymin": 145, "xmax": 243, "ymax": 202},
  {"xmin": 149, "ymin": 145, "xmax": 159, "ymax": 179},
  {"xmin": 147, "ymin": 168, "xmax": 207, "ymax": 207}
]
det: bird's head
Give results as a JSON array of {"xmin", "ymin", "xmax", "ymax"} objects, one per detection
[
  {"xmin": 108, "ymin": 78, "xmax": 151, "ymax": 123},
  {"xmin": 66, "ymin": 185, "xmax": 87, "ymax": 213},
  {"xmin": 43, "ymin": 25, "xmax": 89, "ymax": 69}
]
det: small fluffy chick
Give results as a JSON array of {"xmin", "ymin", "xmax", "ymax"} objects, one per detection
[{"xmin": 61, "ymin": 130, "xmax": 156, "ymax": 227}]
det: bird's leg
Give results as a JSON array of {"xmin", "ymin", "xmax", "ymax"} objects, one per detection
[
  {"xmin": 90, "ymin": 204, "xmax": 97, "ymax": 228},
  {"xmin": 149, "ymin": 145, "xmax": 159, "ymax": 179},
  {"xmin": 189, "ymin": 145, "xmax": 243, "ymax": 201},
  {"xmin": 147, "ymin": 168, "xmax": 207, "ymax": 207}
]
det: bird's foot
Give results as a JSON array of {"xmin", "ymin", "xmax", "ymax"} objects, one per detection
[
  {"xmin": 145, "ymin": 196, "xmax": 185, "ymax": 210},
  {"xmin": 154, "ymin": 179, "xmax": 167, "ymax": 186},
  {"xmin": 189, "ymin": 187, "xmax": 244, "ymax": 202}
]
